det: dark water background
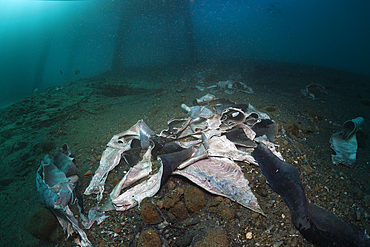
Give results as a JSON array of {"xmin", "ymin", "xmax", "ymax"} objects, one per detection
[{"xmin": 0, "ymin": 0, "xmax": 369, "ymax": 106}]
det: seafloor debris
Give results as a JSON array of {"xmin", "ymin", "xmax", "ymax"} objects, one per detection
[
  {"xmin": 36, "ymin": 144, "xmax": 94, "ymax": 246},
  {"xmin": 177, "ymin": 79, "xmax": 254, "ymax": 95},
  {"xmin": 252, "ymin": 144, "xmax": 370, "ymax": 247},
  {"xmin": 301, "ymin": 83, "xmax": 328, "ymax": 98},
  {"xmin": 330, "ymin": 117, "xmax": 365, "ymax": 166},
  {"xmin": 85, "ymin": 95, "xmax": 279, "ymax": 219}
]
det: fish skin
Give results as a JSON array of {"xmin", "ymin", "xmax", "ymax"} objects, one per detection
[
  {"xmin": 36, "ymin": 146, "xmax": 92, "ymax": 246},
  {"xmin": 84, "ymin": 146, "xmax": 127, "ymax": 200},
  {"xmin": 112, "ymin": 159, "xmax": 163, "ymax": 211},
  {"xmin": 110, "ymin": 145, "xmax": 153, "ymax": 200},
  {"xmin": 174, "ymin": 156, "xmax": 264, "ymax": 215},
  {"xmin": 252, "ymin": 143, "xmax": 370, "ymax": 247},
  {"xmin": 84, "ymin": 120, "xmax": 153, "ymax": 200}
]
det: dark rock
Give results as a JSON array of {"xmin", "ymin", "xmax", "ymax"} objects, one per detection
[
  {"xmin": 255, "ymin": 186, "xmax": 268, "ymax": 197},
  {"xmin": 185, "ymin": 186, "xmax": 206, "ymax": 213},
  {"xmin": 169, "ymin": 201, "xmax": 189, "ymax": 219},
  {"xmin": 285, "ymin": 123, "xmax": 299, "ymax": 136},
  {"xmin": 141, "ymin": 202, "xmax": 161, "ymax": 224},
  {"xmin": 137, "ymin": 228, "xmax": 161, "ymax": 247},
  {"xmin": 352, "ymin": 187, "xmax": 364, "ymax": 201},
  {"xmin": 266, "ymin": 106, "xmax": 276, "ymax": 112},
  {"xmin": 27, "ymin": 207, "xmax": 60, "ymax": 242},
  {"xmin": 302, "ymin": 128, "xmax": 314, "ymax": 134},
  {"xmin": 194, "ymin": 228, "xmax": 229, "ymax": 247},
  {"xmin": 176, "ymin": 230, "xmax": 194, "ymax": 247},
  {"xmin": 163, "ymin": 190, "xmax": 181, "ymax": 209},
  {"xmin": 218, "ymin": 204, "xmax": 235, "ymax": 220},
  {"xmin": 304, "ymin": 109, "xmax": 323, "ymax": 120}
]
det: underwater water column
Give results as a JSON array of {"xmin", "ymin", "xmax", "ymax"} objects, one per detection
[
  {"xmin": 183, "ymin": 0, "xmax": 197, "ymax": 63},
  {"xmin": 33, "ymin": 32, "xmax": 53, "ymax": 90},
  {"xmin": 111, "ymin": 15, "xmax": 130, "ymax": 73}
]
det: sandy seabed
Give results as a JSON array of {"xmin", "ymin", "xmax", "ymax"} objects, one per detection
[{"xmin": 1, "ymin": 60, "xmax": 370, "ymax": 246}]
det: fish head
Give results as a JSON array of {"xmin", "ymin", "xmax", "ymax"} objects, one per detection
[{"xmin": 112, "ymin": 193, "xmax": 138, "ymax": 211}]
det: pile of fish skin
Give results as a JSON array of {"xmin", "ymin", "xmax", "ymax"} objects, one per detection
[
  {"xmin": 37, "ymin": 94, "xmax": 281, "ymax": 246},
  {"xmin": 85, "ymin": 94, "xmax": 279, "ymax": 217}
]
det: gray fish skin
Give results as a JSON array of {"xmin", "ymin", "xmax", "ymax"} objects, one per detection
[{"xmin": 252, "ymin": 144, "xmax": 370, "ymax": 247}]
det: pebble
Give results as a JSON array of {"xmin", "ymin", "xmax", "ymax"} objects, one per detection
[
  {"xmin": 83, "ymin": 170, "xmax": 92, "ymax": 177},
  {"xmin": 246, "ymin": 232, "xmax": 253, "ymax": 239},
  {"xmin": 219, "ymin": 205, "xmax": 235, "ymax": 220},
  {"xmin": 194, "ymin": 228, "xmax": 229, "ymax": 247},
  {"xmin": 169, "ymin": 201, "xmax": 189, "ymax": 219},
  {"xmin": 185, "ymin": 186, "xmax": 206, "ymax": 213},
  {"xmin": 112, "ymin": 225, "xmax": 121, "ymax": 234},
  {"xmin": 140, "ymin": 202, "xmax": 161, "ymax": 224},
  {"xmin": 356, "ymin": 210, "xmax": 361, "ymax": 221},
  {"xmin": 138, "ymin": 228, "xmax": 161, "ymax": 247},
  {"xmin": 252, "ymin": 213, "xmax": 260, "ymax": 219},
  {"xmin": 255, "ymin": 186, "xmax": 268, "ymax": 197}
]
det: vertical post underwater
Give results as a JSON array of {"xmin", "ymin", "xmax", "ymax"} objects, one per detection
[{"xmin": 183, "ymin": 0, "xmax": 197, "ymax": 63}]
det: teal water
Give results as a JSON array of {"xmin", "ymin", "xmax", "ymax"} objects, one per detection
[
  {"xmin": 1, "ymin": 1, "xmax": 370, "ymax": 246},
  {"xmin": 0, "ymin": 0, "xmax": 369, "ymax": 107}
]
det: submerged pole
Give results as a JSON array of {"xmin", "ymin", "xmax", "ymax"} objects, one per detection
[{"xmin": 183, "ymin": 0, "xmax": 197, "ymax": 63}]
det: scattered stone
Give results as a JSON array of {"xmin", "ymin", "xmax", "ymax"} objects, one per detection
[
  {"xmin": 284, "ymin": 123, "xmax": 299, "ymax": 136},
  {"xmin": 266, "ymin": 106, "xmax": 276, "ymax": 112},
  {"xmin": 363, "ymin": 194, "xmax": 370, "ymax": 207},
  {"xmin": 185, "ymin": 186, "xmax": 206, "ymax": 213},
  {"xmin": 156, "ymin": 201, "xmax": 163, "ymax": 209},
  {"xmin": 252, "ymin": 213, "xmax": 260, "ymax": 219},
  {"xmin": 194, "ymin": 228, "xmax": 229, "ymax": 247},
  {"xmin": 175, "ymin": 230, "xmax": 194, "ymax": 247},
  {"xmin": 113, "ymin": 225, "xmax": 122, "ymax": 234},
  {"xmin": 215, "ymin": 196, "xmax": 224, "ymax": 201},
  {"xmin": 259, "ymin": 175, "xmax": 266, "ymax": 184},
  {"xmin": 305, "ymin": 109, "xmax": 323, "ymax": 121},
  {"xmin": 99, "ymin": 241, "xmax": 108, "ymax": 247},
  {"xmin": 302, "ymin": 128, "xmax": 314, "ymax": 134},
  {"xmin": 163, "ymin": 190, "xmax": 181, "ymax": 209},
  {"xmin": 356, "ymin": 210, "xmax": 361, "ymax": 221},
  {"xmin": 255, "ymin": 186, "xmax": 268, "ymax": 197},
  {"xmin": 352, "ymin": 187, "xmax": 364, "ymax": 201},
  {"xmin": 83, "ymin": 170, "xmax": 93, "ymax": 178},
  {"xmin": 169, "ymin": 201, "xmax": 189, "ymax": 219},
  {"xmin": 27, "ymin": 207, "xmax": 60, "ymax": 242},
  {"xmin": 167, "ymin": 180, "xmax": 176, "ymax": 190},
  {"xmin": 246, "ymin": 232, "xmax": 253, "ymax": 239},
  {"xmin": 137, "ymin": 228, "xmax": 161, "ymax": 247},
  {"xmin": 141, "ymin": 202, "xmax": 161, "ymax": 224},
  {"xmin": 207, "ymin": 200, "xmax": 221, "ymax": 211},
  {"xmin": 218, "ymin": 205, "xmax": 235, "ymax": 220},
  {"xmin": 274, "ymin": 211, "xmax": 283, "ymax": 217}
]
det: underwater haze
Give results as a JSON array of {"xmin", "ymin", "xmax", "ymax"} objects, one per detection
[
  {"xmin": 0, "ymin": 0, "xmax": 369, "ymax": 107},
  {"xmin": 3, "ymin": 0, "xmax": 370, "ymax": 246}
]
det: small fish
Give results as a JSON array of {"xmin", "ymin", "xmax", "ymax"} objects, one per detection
[
  {"xmin": 75, "ymin": 69, "xmax": 80, "ymax": 75},
  {"xmin": 60, "ymin": 70, "xmax": 63, "ymax": 74}
]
